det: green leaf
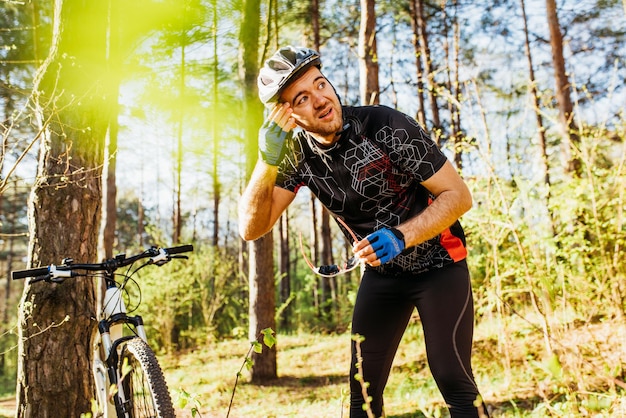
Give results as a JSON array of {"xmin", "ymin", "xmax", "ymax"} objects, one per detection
[
  {"xmin": 261, "ymin": 328, "xmax": 276, "ymax": 348},
  {"xmin": 547, "ymin": 353, "xmax": 563, "ymax": 379},
  {"xmin": 245, "ymin": 357, "xmax": 254, "ymax": 370}
]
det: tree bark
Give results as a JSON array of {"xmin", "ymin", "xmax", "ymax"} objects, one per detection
[
  {"xmin": 358, "ymin": 0, "xmax": 379, "ymax": 105},
  {"xmin": 320, "ymin": 207, "xmax": 336, "ymax": 322},
  {"xmin": 173, "ymin": 24, "xmax": 186, "ymax": 245},
  {"xmin": 211, "ymin": 0, "xmax": 221, "ymax": 247},
  {"xmin": 450, "ymin": 0, "xmax": 463, "ymax": 169},
  {"xmin": 409, "ymin": 0, "xmax": 427, "ymax": 127},
  {"xmin": 240, "ymin": 0, "xmax": 277, "ymax": 382},
  {"xmin": 545, "ymin": 0, "xmax": 581, "ymax": 176},
  {"xmin": 521, "ymin": 0, "xmax": 556, "ymax": 236},
  {"xmin": 310, "ymin": 196, "xmax": 320, "ymax": 314},
  {"xmin": 417, "ymin": 0, "xmax": 440, "ymax": 134},
  {"xmin": 278, "ymin": 212, "xmax": 291, "ymax": 330},
  {"xmin": 101, "ymin": 0, "xmax": 122, "ymax": 260},
  {"xmin": 16, "ymin": 0, "xmax": 109, "ymax": 415}
]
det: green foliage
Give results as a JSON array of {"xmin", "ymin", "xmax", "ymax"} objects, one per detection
[
  {"xmin": 175, "ymin": 387, "xmax": 204, "ymax": 418},
  {"xmin": 131, "ymin": 245, "xmax": 246, "ymax": 351},
  {"xmin": 157, "ymin": 327, "xmax": 623, "ymax": 416},
  {"xmin": 226, "ymin": 328, "xmax": 276, "ymax": 418},
  {"xmin": 465, "ymin": 119, "xmax": 625, "ymax": 324},
  {"xmin": 260, "ymin": 327, "xmax": 276, "ymax": 349},
  {"xmin": 462, "ymin": 118, "xmax": 626, "ymax": 417},
  {"xmin": 115, "ymin": 191, "xmax": 159, "ymax": 251}
]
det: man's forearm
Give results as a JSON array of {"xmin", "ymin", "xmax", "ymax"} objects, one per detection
[
  {"xmin": 397, "ymin": 188, "xmax": 472, "ymax": 248},
  {"xmin": 238, "ymin": 161, "xmax": 279, "ymax": 241}
]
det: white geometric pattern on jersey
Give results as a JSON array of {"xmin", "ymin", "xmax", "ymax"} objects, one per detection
[
  {"xmin": 276, "ymin": 105, "xmax": 465, "ymax": 275},
  {"xmin": 344, "ymin": 139, "xmax": 406, "ymax": 226},
  {"xmin": 375, "ymin": 126, "xmax": 439, "ymax": 181},
  {"xmin": 300, "ymin": 162, "xmax": 347, "ymax": 213}
]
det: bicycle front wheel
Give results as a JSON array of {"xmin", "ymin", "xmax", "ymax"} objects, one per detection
[{"xmin": 118, "ymin": 337, "xmax": 176, "ymax": 418}]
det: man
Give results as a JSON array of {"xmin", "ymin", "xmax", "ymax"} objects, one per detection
[{"xmin": 239, "ymin": 45, "xmax": 487, "ymax": 418}]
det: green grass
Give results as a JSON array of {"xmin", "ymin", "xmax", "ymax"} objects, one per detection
[
  {"xmin": 0, "ymin": 374, "xmax": 15, "ymax": 418},
  {"xmin": 161, "ymin": 316, "xmax": 626, "ymax": 417},
  {"xmin": 163, "ymin": 333, "xmax": 351, "ymax": 417},
  {"xmin": 1, "ymin": 315, "xmax": 625, "ymax": 417}
]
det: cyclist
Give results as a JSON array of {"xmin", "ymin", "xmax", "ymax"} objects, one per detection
[{"xmin": 239, "ymin": 45, "xmax": 489, "ymax": 418}]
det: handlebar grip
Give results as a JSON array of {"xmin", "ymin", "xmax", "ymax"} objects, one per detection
[
  {"xmin": 164, "ymin": 244, "xmax": 194, "ymax": 255},
  {"xmin": 12, "ymin": 266, "xmax": 50, "ymax": 280}
]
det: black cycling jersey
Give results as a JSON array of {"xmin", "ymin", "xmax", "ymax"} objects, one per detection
[{"xmin": 276, "ymin": 105, "xmax": 467, "ymax": 274}]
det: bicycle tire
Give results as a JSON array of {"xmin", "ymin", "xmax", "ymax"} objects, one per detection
[{"xmin": 118, "ymin": 337, "xmax": 176, "ymax": 418}]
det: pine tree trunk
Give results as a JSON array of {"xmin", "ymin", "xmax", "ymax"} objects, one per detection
[
  {"xmin": 521, "ymin": 0, "xmax": 556, "ymax": 236},
  {"xmin": 409, "ymin": 0, "xmax": 427, "ymax": 127},
  {"xmin": 310, "ymin": 196, "xmax": 320, "ymax": 314},
  {"xmin": 101, "ymin": 109, "xmax": 119, "ymax": 260},
  {"xmin": 358, "ymin": 0, "xmax": 379, "ymax": 105},
  {"xmin": 417, "ymin": 0, "xmax": 441, "ymax": 133},
  {"xmin": 545, "ymin": 0, "xmax": 581, "ymax": 175},
  {"xmin": 16, "ymin": 0, "xmax": 108, "ymax": 415},
  {"xmin": 211, "ymin": 0, "xmax": 221, "ymax": 248},
  {"xmin": 321, "ymin": 208, "xmax": 335, "ymax": 322},
  {"xmin": 248, "ymin": 235, "xmax": 277, "ymax": 381},
  {"xmin": 279, "ymin": 213, "xmax": 291, "ymax": 330},
  {"xmin": 100, "ymin": 0, "xmax": 122, "ymax": 260},
  {"xmin": 240, "ymin": 0, "xmax": 277, "ymax": 382}
]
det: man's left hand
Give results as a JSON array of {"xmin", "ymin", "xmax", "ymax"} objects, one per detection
[{"xmin": 355, "ymin": 228, "xmax": 405, "ymax": 266}]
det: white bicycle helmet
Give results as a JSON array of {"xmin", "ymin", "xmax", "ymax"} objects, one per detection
[{"xmin": 258, "ymin": 46, "xmax": 322, "ymax": 105}]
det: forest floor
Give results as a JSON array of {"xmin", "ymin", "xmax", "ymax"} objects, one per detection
[
  {"xmin": 1, "ymin": 312, "xmax": 625, "ymax": 417},
  {"xmin": 159, "ymin": 313, "xmax": 626, "ymax": 417}
]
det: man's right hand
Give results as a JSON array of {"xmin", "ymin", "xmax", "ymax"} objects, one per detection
[{"xmin": 258, "ymin": 103, "xmax": 297, "ymax": 166}]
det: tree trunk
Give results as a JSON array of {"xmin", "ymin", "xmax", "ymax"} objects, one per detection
[
  {"xmin": 358, "ymin": 0, "xmax": 379, "ymax": 105},
  {"xmin": 311, "ymin": 0, "xmax": 321, "ymax": 50},
  {"xmin": 2, "ymin": 190, "xmax": 12, "ymax": 325},
  {"xmin": 320, "ymin": 207, "xmax": 336, "ymax": 323},
  {"xmin": 451, "ymin": 1, "xmax": 463, "ymax": 168},
  {"xmin": 211, "ymin": 0, "xmax": 221, "ymax": 247},
  {"xmin": 545, "ymin": 0, "xmax": 581, "ymax": 176},
  {"xmin": 240, "ymin": 0, "xmax": 277, "ymax": 382},
  {"xmin": 101, "ymin": 0, "xmax": 122, "ymax": 260},
  {"xmin": 16, "ymin": 0, "xmax": 108, "ymax": 415},
  {"xmin": 278, "ymin": 212, "xmax": 291, "ymax": 330},
  {"xmin": 521, "ymin": 0, "xmax": 556, "ymax": 236},
  {"xmin": 101, "ymin": 106, "xmax": 119, "ymax": 260},
  {"xmin": 417, "ymin": 0, "xmax": 440, "ymax": 135},
  {"xmin": 409, "ymin": 0, "xmax": 427, "ymax": 127},
  {"xmin": 173, "ymin": 27, "xmax": 186, "ymax": 245},
  {"xmin": 248, "ymin": 236, "xmax": 276, "ymax": 381}
]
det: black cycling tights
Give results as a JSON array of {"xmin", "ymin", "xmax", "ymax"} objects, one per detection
[{"xmin": 349, "ymin": 260, "xmax": 487, "ymax": 418}]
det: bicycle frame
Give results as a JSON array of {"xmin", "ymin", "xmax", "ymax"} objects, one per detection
[
  {"xmin": 12, "ymin": 245, "xmax": 193, "ymax": 418},
  {"xmin": 94, "ymin": 277, "xmax": 149, "ymax": 418}
]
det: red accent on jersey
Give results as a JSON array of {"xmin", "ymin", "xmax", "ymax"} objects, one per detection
[{"xmin": 439, "ymin": 228, "xmax": 467, "ymax": 262}]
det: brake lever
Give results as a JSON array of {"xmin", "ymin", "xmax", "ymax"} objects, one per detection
[
  {"xmin": 170, "ymin": 255, "xmax": 189, "ymax": 260},
  {"xmin": 31, "ymin": 275, "xmax": 50, "ymax": 284},
  {"xmin": 31, "ymin": 274, "xmax": 67, "ymax": 284}
]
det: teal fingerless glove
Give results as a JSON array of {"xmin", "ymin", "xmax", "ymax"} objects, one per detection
[{"xmin": 258, "ymin": 119, "xmax": 292, "ymax": 166}]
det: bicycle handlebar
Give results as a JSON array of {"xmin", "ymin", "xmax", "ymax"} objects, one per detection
[
  {"xmin": 11, "ymin": 244, "xmax": 194, "ymax": 281},
  {"xmin": 163, "ymin": 244, "xmax": 193, "ymax": 255},
  {"xmin": 12, "ymin": 266, "xmax": 50, "ymax": 280}
]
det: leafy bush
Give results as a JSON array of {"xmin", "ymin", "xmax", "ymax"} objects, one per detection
[{"xmin": 130, "ymin": 245, "xmax": 247, "ymax": 351}]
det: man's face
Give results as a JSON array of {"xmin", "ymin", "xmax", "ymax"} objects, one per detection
[{"xmin": 279, "ymin": 67, "xmax": 343, "ymax": 146}]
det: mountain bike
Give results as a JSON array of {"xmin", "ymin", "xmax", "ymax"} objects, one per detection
[{"xmin": 12, "ymin": 244, "xmax": 194, "ymax": 418}]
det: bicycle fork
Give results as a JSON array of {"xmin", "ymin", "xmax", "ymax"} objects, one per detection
[{"xmin": 93, "ymin": 285, "xmax": 149, "ymax": 418}]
